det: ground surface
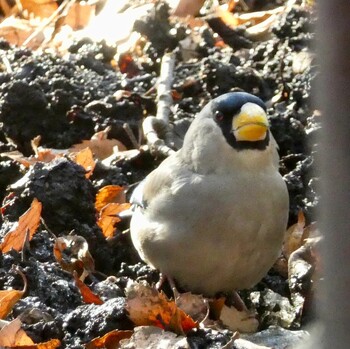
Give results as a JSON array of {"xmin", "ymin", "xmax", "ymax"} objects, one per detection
[{"xmin": 0, "ymin": 0, "xmax": 319, "ymax": 348}]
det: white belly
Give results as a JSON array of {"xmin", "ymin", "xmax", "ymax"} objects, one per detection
[{"xmin": 130, "ymin": 170, "xmax": 289, "ymax": 296}]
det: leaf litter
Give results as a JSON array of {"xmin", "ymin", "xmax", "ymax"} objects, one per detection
[{"xmin": 0, "ymin": 0, "xmax": 318, "ymax": 347}]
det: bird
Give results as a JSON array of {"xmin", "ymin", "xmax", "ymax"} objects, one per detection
[{"xmin": 129, "ymin": 92, "xmax": 289, "ymax": 297}]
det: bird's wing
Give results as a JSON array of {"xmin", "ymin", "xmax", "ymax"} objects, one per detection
[{"xmin": 130, "ymin": 154, "xmax": 184, "ymax": 210}]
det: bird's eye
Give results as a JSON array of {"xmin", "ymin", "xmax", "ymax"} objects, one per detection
[{"xmin": 215, "ymin": 111, "xmax": 224, "ymax": 122}]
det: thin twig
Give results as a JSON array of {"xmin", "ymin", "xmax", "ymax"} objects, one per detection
[
  {"xmin": 22, "ymin": 0, "xmax": 75, "ymax": 47},
  {"xmin": 123, "ymin": 122, "xmax": 140, "ymax": 149},
  {"xmin": 1, "ymin": 54, "xmax": 13, "ymax": 73},
  {"xmin": 142, "ymin": 51, "xmax": 176, "ymax": 156}
]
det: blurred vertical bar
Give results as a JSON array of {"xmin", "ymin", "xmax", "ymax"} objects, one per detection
[{"xmin": 317, "ymin": 0, "xmax": 350, "ymax": 347}]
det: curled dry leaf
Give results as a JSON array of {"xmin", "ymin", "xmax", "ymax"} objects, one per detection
[
  {"xmin": 71, "ymin": 147, "xmax": 96, "ymax": 178},
  {"xmin": 125, "ymin": 281, "xmax": 198, "ymax": 335},
  {"xmin": 19, "ymin": 0, "xmax": 58, "ymax": 19},
  {"xmin": 283, "ymin": 211, "xmax": 306, "ymax": 260},
  {"xmin": 0, "ymin": 317, "xmax": 60, "ymax": 347},
  {"xmin": 97, "ymin": 203, "xmax": 131, "ymax": 239},
  {"xmin": 0, "ymin": 267, "xmax": 27, "ymax": 319},
  {"xmin": 53, "ymin": 235, "xmax": 95, "ymax": 278},
  {"xmin": 0, "ymin": 149, "xmax": 61, "ymax": 168},
  {"xmin": 95, "ymin": 185, "xmax": 127, "ymax": 212},
  {"xmin": 73, "ymin": 272, "xmax": 103, "ymax": 305},
  {"xmin": 117, "ymin": 326, "xmax": 189, "ymax": 349},
  {"xmin": 69, "ymin": 128, "xmax": 127, "ymax": 161},
  {"xmin": 220, "ymin": 305, "xmax": 259, "ymax": 333},
  {"xmin": 0, "ymin": 198, "xmax": 42, "ymax": 253},
  {"xmin": 0, "ymin": 318, "xmax": 61, "ymax": 349},
  {"xmin": 86, "ymin": 329, "xmax": 133, "ymax": 349},
  {"xmin": 0, "ymin": 318, "xmax": 34, "ymax": 346},
  {"xmin": 175, "ymin": 292, "xmax": 208, "ymax": 323},
  {"xmin": 171, "ymin": 0, "xmax": 205, "ymax": 17}
]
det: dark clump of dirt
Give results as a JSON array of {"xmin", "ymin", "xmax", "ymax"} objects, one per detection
[{"xmin": 0, "ymin": 0, "xmax": 319, "ymax": 347}]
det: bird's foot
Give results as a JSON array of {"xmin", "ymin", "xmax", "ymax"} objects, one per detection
[
  {"xmin": 156, "ymin": 273, "xmax": 180, "ymax": 300},
  {"xmin": 231, "ymin": 290, "xmax": 249, "ymax": 312}
]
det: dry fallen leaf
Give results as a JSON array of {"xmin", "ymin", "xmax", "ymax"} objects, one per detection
[
  {"xmin": 125, "ymin": 281, "xmax": 198, "ymax": 335},
  {"xmin": 53, "ymin": 235, "xmax": 95, "ymax": 278},
  {"xmin": 64, "ymin": 2, "xmax": 95, "ymax": 30},
  {"xmin": 117, "ymin": 326, "xmax": 189, "ymax": 349},
  {"xmin": 95, "ymin": 185, "xmax": 127, "ymax": 212},
  {"xmin": 19, "ymin": 0, "xmax": 58, "ymax": 19},
  {"xmin": 71, "ymin": 147, "xmax": 96, "ymax": 178},
  {"xmin": 0, "ymin": 198, "xmax": 42, "ymax": 253},
  {"xmin": 0, "ymin": 149, "xmax": 61, "ymax": 167},
  {"xmin": 97, "ymin": 203, "xmax": 131, "ymax": 239},
  {"xmin": 176, "ymin": 292, "xmax": 208, "ymax": 323},
  {"xmin": 283, "ymin": 211, "xmax": 306, "ymax": 259},
  {"xmin": 172, "ymin": 0, "xmax": 205, "ymax": 17},
  {"xmin": 0, "ymin": 267, "xmax": 27, "ymax": 319},
  {"xmin": 86, "ymin": 330, "xmax": 133, "ymax": 349},
  {"xmin": 73, "ymin": 272, "xmax": 103, "ymax": 305},
  {"xmin": 220, "ymin": 305, "xmax": 258, "ymax": 333},
  {"xmin": 0, "ymin": 318, "xmax": 34, "ymax": 346},
  {"xmin": 69, "ymin": 128, "xmax": 127, "ymax": 161}
]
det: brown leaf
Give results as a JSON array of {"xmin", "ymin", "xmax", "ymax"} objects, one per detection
[
  {"xmin": 73, "ymin": 272, "xmax": 103, "ymax": 305},
  {"xmin": 0, "ymin": 267, "xmax": 27, "ymax": 319},
  {"xmin": 95, "ymin": 185, "xmax": 127, "ymax": 213},
  {"xmin": 97, "ymin": 203, "xmax": 131, "ymax": 239},
  {"xmin": 86, "ymin": 330, "xmax": 133, "ymax": 349},
  {"xmin": 118, "ymin": 52, "xmax": 140, "ymax": 78},
  {"xmin": 283, "ymin": 211, "xmax": 306, "ymax": 259},
  {"xmin": 0, "ymin": 318, "xmax": 34, "ymax": 346},
  {"xmin": 220, "ymin": 305, "xmax": 259, "ymax": 333},
  {"xmin": 10, "ymin": 339, "xmax": 61, "ymax": 349},
  {"xmin": 176, "ymin": 292, "xmax": 208, "ymax": 323},
  {"xmin": 0, "ymin": 198, "xmax": 42, "ymax": 253},
  {"xmin": 19, "ymin": 0, "xmax": 58, "ymax": 19},
  {"xmin": 69, "ymin": 128, "xmax": 127, "ymax": 161},
  {"xmin": 64, "ymin": 2, "xmax": 94, "ymax": 30},
  {"xmin": 72, "ymin": 147, "xmax": 96, "ymax": 178},
  {"xmin": 53, "ymin": 235, "xmax": 95, "ymax": 277},
  {"xmin": 172, "ymin": 0, "xmax": 205, "ymax": 17},
  {"xmin": 0, "ymin": 149, "xmax": 61, "ymax": 168},
  {"xmin": 126, "ymin": 281, "xmax": 198, "ymax": 334},
  {"xmin": 0, "ymin": 17, "xmax": 43, "ymax": 49}
]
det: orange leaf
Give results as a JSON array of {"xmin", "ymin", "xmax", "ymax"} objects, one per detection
[
  {"xmin": 73, "ymin": 272, "xmax": 103, "ymax": 305},
  {"xmin": 97, "ymin": 203, "xmax": 131, "ymax": 239},
  {"xmin": 19, "ymin": 0, "xmax": 58, "ymax": 19},
  {"xmin": 126, "ymin": 281, "xmax": 198, "ymax": 334},
  {"xmin": 95, "ymin": 185, "xmax": 126, "ymax": 212},
  {"xmin": 69, "ymin": 130, "xmax": 127, "ymax": 161},
  {"xmin": 11, "ymin": 339, "xmax": 61, "ymax": 349},
  {"xmin": 283, "ymin": 210, "xmax": 306, "ymax": 259},
  {"xmin": 172, "ymin": 0, "xmax": 205, "ymax": 17},
  {"xmin": 73, "ymin": 147, "xmax": 96, "ymax": 178},
  {"xmin": 0, "ymin": 198, "xmax": 42, "ymax": 253},
  {"xmin": 0, "ymin": 289, "xmax": 24, "ymax": 319},
  {"xmin": 0, "ymin": 267, "xmax": 27, "ymax": 319},
  {"xmin": 86, "ymin": 330, "xmax": 133, "ymax": 349}
]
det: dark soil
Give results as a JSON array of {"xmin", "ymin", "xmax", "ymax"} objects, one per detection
[{"xmin": 0, "ymin": 1, "xmax": 318, "ymax": 348}]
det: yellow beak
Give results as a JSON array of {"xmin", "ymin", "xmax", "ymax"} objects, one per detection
[{"xmin": 232, "ymin": 102, "xmax": 269, "ymax": 142}]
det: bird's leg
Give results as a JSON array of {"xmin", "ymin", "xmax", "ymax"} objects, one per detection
[
  {"xmin": 156, "ymin": 273, "xmax": 166, "ymax": 290},
  {"xmin": 156, "ymin": 273, "xmax": 180, "ymax": 300},
  {"xmin": 231, "ymin": 290, "xmax": 249, "ymax": 312}
]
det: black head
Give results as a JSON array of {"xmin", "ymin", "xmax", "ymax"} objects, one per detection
[{"xmin": 208, "ymin": 92, "xmax": 270, "ymax": 151}]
